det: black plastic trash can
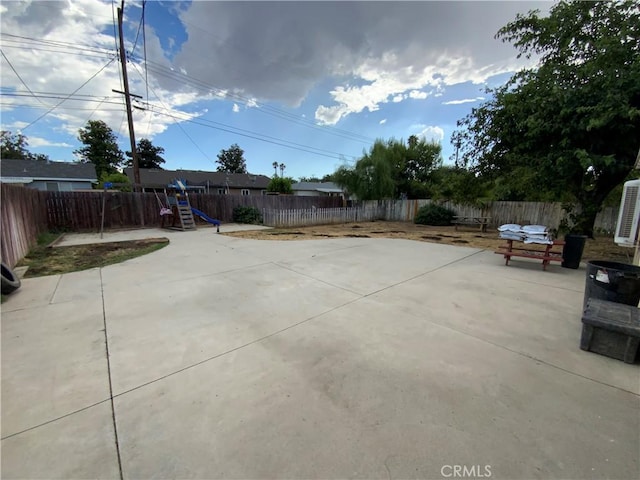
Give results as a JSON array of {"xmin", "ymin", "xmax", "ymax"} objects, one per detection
[
  {"xmin": 583, "ymin": 261, "xmax": 640, "ymax": 309},
  {"xmin": 562, "ymin": 234, "xmax": 587, "ymax": 269}
]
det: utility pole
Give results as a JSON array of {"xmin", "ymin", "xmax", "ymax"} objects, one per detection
[{"xmin": 117, "ymin": 1, "xmax": 140, "ymax": 189}]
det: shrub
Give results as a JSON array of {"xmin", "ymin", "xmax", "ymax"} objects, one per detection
[
  {"xmin": 414, "ymin": 203, "xmax": 456, "ymax": 226},
  {"xmin": 233, "ymin": 206, "xmax": 263, "ymax": 224}
]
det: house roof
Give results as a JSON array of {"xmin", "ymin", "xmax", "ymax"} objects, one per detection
[
  {"xmin": 0, "ymin": 158, "xmax": 98, "ymax": 181},
  {"xmin": 123, "ymin": 168, "xmax": 271, "ymax": 189},
  {"xmin": 292, "ymin": 181, "xmax": 344, "ymax": 193}
]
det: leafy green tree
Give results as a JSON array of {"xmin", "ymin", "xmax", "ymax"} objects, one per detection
[
  {"xmin": 333, "ymin": 143, "xmax": 396, "ymax": 200},
  {"xmin": 454, "ymin": 0, "xmax": 640, "ymax": 236},
  {"xmin": 126, "ymin": 138, "xmax": 165, "ymax": 169},
  {"xmin": 298, "ymin": 176, "xmax": 322, "ymax": 183},
  {"xmin": 333, "ymin": 137, "xmax": 441, "ymax": 200},
  {"xmin": 267, "ymin": 176, "xmax": 293, "ymax": 194},
  {"xmin": 216, "ymin": 143, "xmax": 247, "ymax": 173},
  {"xmin": 1, "ymin": 131, "xmax": 49, "ymax": 161},
  {"xmin": 98, "ymin": 172, "xmax": 131, "ymax": 191},
  {"xmin": 427, "ymin": 166, "xmax": 490, "ymax": 205},
  {"xmin": 75, "ymin": 120, "xmax": 124, "ymax": 178}
]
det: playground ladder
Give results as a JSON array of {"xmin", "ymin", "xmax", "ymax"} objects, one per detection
[{"xmin": 174, "ymin": 193, "xmax": 196, "ymax": 231}]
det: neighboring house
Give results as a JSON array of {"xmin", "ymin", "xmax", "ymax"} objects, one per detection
[
  {"xmin": 0, "ymin": 158, "xmax": 97, "ymax": 191},
  {"xmin": 292, "ymin": 181, "xmax": 347, "ymax": 198},
  {"xmin": 124, "ymin": 168, "xmax": 271, "ymax": 195}
]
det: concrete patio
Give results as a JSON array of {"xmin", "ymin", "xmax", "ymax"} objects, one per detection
[{"xmin": 2, "ymin": 227, "xmax": 638, "ymax": 479}]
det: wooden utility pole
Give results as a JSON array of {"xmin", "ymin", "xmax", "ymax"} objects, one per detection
[{"xmin": 117, "ymin": 2, "xmax": 140, "ymax": 189}]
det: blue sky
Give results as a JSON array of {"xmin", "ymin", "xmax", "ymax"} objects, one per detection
[{"xmin": 0, "ymin": 1, "xmax": 550, "ymax": 180}]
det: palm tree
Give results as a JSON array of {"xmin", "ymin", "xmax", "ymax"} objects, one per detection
[
  {"xmin": 272, "ymin": 161, "xmax": 278, "ymax": 177},
  {"xmin": 279, "ymin": 163, "xmax": 285, "ymax": 177}
]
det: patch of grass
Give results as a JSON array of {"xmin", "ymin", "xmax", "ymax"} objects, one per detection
[
  {"xmin": 18, "ymin": 238, "xmax": 169, "ymax": 278},
  {"xmin": 36, "ymin": 231, "xmax": 62, "ymax": 247}
]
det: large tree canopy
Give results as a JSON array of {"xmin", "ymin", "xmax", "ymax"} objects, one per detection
[
  {"xmin": 1, "ymin": 131, "xmax": 49, "ymax": 161},
  {"xmin": 126, "ymin": 138, "xmax": 166, "ymax": 169},
  {"xmin": 216, "ymin": 143, "xmax": 247, "ymax": 173},
  {"xmin": 74, "ymin": 120, "xmax": 124, "ymax": 178},
  {"xmin": 454, "ymin": 0, "xmax": 640, "ymax": 236},
  {"xmin": 333, "ymin": 137, "xmax": 442, "ymax": 200}
]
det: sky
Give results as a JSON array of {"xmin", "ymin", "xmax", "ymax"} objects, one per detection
[{"xmin": 0, "ymin": 0, "xmax": 552, "ymax": 180}]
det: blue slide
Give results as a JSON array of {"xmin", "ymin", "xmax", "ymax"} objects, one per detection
[{"xmin": 191, "ymin": 207, "xmax": 221, "ymax": 226}]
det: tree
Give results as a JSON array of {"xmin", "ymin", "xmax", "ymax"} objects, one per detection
[
  {"xmin": 126, "ymin": 138, "xmax": 166, "ymax": 169},
  {"xmin": 98, "ymin": 172, "xmax": 131, "ymax": 192},
  {"xmin": 332, "ymin": 137, "xmax": 441, "ymax": 200},
  {"xmin": 272, "ymin": 161, "xmax": 279, "ymax": 177},
  {"xmin": 333, "ymin": 141, "xmax": 396, "ymax": 200},
  {"xmin": 267, "ymin": 176, "xmax": 293, "ymax": 194},
  {"xmin": 279, "ymin": 163, "xmax": 285, "ymax": 177},
  {"xmin": 216, "ymin": 143, "xmax": 247, "ymax": 173},
  {"xmin": 298, "ymin": 176, "xmax": 322, "ymax": 182},
  {"xmin": 1, "ymin": 131, "xmax": 49, "ymax": 161},
  {"xmin": 454, "ymin": 0, "xmax": 640, "ymax": 236},
  {"xmin": 75, "ymin": 120, "xmax": 124, "ymax": 178}
]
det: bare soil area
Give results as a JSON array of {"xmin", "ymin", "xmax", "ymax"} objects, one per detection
[{"xmin": 224, "ymin": 221, "xmax": 632, "ymax": 263}]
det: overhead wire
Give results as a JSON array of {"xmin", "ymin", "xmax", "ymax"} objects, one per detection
[
  {"xmin": 147, "ymin": 14, "xmax": 375, "ymax": 143},
  {"xmin": 130, "ymin": 0, "xmax": 145, "ymax": 55},
  {"xmin": 129, "ymin": 62, "xmax": 356, "ymax": 161},
  {"xmin": 20, "ymin": 57, "xmax": 117, "ymax": 131},
  {"xmin": 133, "ymin": 54, "xmax": 374, "ymax": 144},
  {"xmin": 0, "ymin": 50, "xmax": 49, "ymax": 107}
]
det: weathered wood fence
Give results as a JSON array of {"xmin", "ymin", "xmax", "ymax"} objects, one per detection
[
  {"xmin": 0, "ymin": 187, "xmax": 622, "ymax": 267},
  {"xmin": 1, "ymin": 185, "xmax": 49, "ymax": 267},
  {"xmin": 38, "ymin": 191, "xmax": 343, "ymax": 231},
  {"xmin": 263, "ymin": 207, "xmax": 378, "ymax": 228},
  {"xmin": 264, "ymin": 199, "xmax": 620, "ymax": 231}
]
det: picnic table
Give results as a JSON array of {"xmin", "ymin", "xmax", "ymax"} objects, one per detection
[
  {"xmin": 452, "ymin": 216, "xmax": 491, "ymax": 233},
  {"xmin": 495, "ymin": 239, "xmax": 565, "ymax": 271}
]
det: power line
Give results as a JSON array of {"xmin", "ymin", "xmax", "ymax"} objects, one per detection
[
  {"xmin": 130, "ymin": 0, "xmax": 146, "ymax": 55},
  {"xmin": 21, "ymin": 57, "xmax": 117, "ymax": 131},
  {"xmin": 0, "ymin": 50, "xmax": 48, "ymax": 107},
  {"xmin": 134, "ymin": 55, "xmax": 374, "ymax": 144},
  {"xmin": 129, "ymin": 62, "xmax": 357, "ymax": 161}
]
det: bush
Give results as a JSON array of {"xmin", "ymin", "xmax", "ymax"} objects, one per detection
[
  {"xmin": 233, "ymin": 206, "xmax": 263, "ymax": 224},
  {"xmin": 414, "ymin": 203, "xmax": 456, "ymax": 226}
]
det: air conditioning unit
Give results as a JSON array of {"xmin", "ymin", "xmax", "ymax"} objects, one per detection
[{"xmin": 615, "ymin": 179, "xmax": 640, "ymax": 247}]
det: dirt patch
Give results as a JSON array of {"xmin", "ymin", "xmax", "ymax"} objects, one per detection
[
  {"xmin": 18, "ymin": 238, "xmax": 169, "ymax": 278},
  {"xmin": 223, "ymin": 221, "xmax": 629, "ymax": 262},
  {"xmin": 345, "ymin": 234, "xmax": 370, "ymax": 238}
]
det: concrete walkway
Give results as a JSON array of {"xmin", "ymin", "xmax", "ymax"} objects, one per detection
[{"xmin": 2, "ymin": 228, "xmax": 638, "ymax": 479}]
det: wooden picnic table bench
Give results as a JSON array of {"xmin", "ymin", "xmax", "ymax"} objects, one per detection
[
  {"xmin": 452, "ymin": 216, "xmax": 491, "ymax": 233},
  {"xmin": 495, "ymin": 239, "xmax": 565, "ymax": 271}
]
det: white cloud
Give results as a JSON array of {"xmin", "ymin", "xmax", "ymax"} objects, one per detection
[
  {"xmin": 0, "ymin": 0, "xmax": 211, "ymax": 149},
  {"xmin": 28, "ymin": 137, "xmax": 72, "ymax": 148},
  {"xmin": 232, "ymin": 103, "xmax": 240, "ymax": 113},
  {"xmin": 379, "ymin": 119, "xmax": 387, "ymax": 125},
  {"xmin": 413, "ymin": 124, "xmax": 445, "ymax": 143},
  {"xmin": 442, "ymin": 96, "xmax": 485, "ymax": 105},
  {"xmin": 392, "ymin": 94, "xmax": 404, "ymax": 103},
  {"xmin": 6, "ymin": 121, "xmax": 29, "ymax": 130},
  {"xmin": 408, "ymin": 90, "xmax": 428, "ymax": 100}
]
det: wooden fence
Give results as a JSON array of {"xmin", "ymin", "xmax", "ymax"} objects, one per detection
[
  {"xmin": 1, "ymin": 185, "xmax": 49, "ymax": 267},
  {"xmin": 264, "ymin": 199, "xmax": 620, "ymax": 231},
  {"xmin": 40, "ymin": 191, "xmax": 343, "ymax": 231},
  {"xmin": 0, "ymin": 187, "xmax": 622, "ymax": 267},
  {"xmin": 263, "ymin": 207, "xmax": 378, "ymax": 228}
]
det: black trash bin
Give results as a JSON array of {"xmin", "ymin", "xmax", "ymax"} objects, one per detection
[
  {"xmin": 562, "ymin": 234, "xmax": 587, "ymax": 269},
  {"xmin": 583, "ymin": 261, "xmax": 640, "ymax": 309}
]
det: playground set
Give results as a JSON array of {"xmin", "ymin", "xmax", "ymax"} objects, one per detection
[{"xmin": 155, "ymin": 179, "xmax": 221, "ymax": 232}]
